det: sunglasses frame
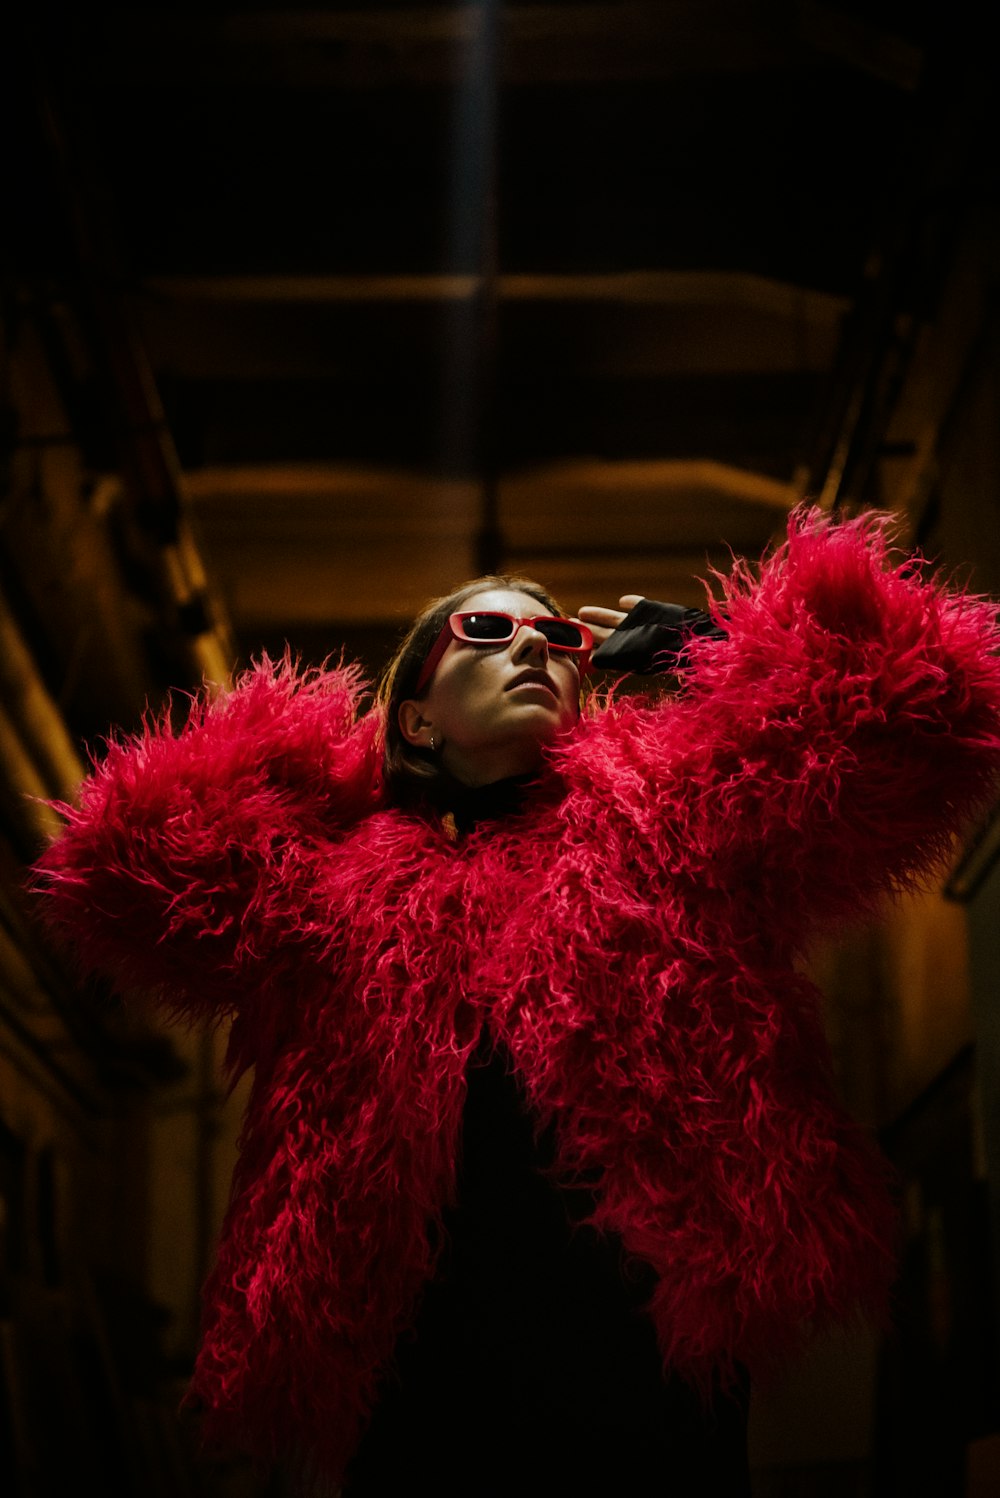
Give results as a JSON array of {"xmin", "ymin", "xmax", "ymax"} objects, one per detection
[{"xmin": 414, "ymin": 611, "xmax": 594, "ymax": 695}]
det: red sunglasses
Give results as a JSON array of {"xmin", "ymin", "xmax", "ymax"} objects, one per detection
[{"xmin": 414, "ymin": 612, "xmax": 594, "ymax": 694}]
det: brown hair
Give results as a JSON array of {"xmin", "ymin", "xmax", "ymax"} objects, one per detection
[{"xmin": 376, "ymin": 574, "xmax": 567, "ymax": 807}]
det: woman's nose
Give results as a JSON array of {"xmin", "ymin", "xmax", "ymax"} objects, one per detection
[{"xmin": 513, "ymin": 624, "xmax": 549, "ymax": 663}]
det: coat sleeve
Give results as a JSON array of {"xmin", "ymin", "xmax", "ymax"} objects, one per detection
[
  {"xmin": 571, "ymin": 506, "xmax": 1000, "ymax": 943},
  {"xmin": 31, "ymin": 655, "xmax": 381, "ymax": 1027}
]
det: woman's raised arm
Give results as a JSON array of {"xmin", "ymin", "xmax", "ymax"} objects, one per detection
[
  {"xmin": 571, "ymin": 507, "xmax": 1000, "ymax": 947},
  {"xmin": 31, "ymin": 655, "xmax": 380, "ymax": 1027}
]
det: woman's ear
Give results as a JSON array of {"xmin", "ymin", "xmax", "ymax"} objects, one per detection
[{"xmin": 398, "ymin": 699, "xmax": 434, "ymax": 749}]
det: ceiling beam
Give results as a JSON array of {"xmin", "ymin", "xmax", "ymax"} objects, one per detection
[
  {"xmin": 143, "ymin": 269, "xmax": 848, "ymax": 316},
  {"xmin": 135, "ymin": 272, "xmax": 845, "ymax": 381},
  {"xmin": 96, "ymin": 4, "xmax": 921, "ymax": 91},
  {"xmin": 183, "ymin": 456, "xmax": 798, "ymax": 508}
]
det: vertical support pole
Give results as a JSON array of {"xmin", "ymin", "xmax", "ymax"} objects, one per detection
[{"xmin": 442, "ymin": 0, "xmax": 503, "ymax": 576}]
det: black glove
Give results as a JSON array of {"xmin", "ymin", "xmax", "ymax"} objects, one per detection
[{"xmin": 590, "ymin": 599, "xmax": 726, "ymax": 675}]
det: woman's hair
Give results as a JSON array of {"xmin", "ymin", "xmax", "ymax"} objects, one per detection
[{"xmin": 376, "ymin": 573, "xmax": 566, "ymax": 806}]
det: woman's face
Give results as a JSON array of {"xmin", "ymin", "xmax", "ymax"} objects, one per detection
[{"xmin": 399, "ymin": 588, "xmax": 582, "ymax": 786}]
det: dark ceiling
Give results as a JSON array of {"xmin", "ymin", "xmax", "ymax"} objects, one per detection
[{"xmin": 5, "ymin": 0, "xmax": 993, "ymax": 687}]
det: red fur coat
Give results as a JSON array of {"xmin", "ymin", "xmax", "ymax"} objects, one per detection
[{"xmin": 34, "ymin": 511, "xmax": 1000, "ymax": 1480}]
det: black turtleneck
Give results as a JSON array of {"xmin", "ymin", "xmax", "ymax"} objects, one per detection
[{"xmin": 424, "ymin": 769, "xmax": 541, "ymax": 837}]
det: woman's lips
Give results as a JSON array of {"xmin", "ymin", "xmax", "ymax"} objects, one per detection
[{"xmin": 506, "ymin": 672, "xmax": 558, "ymax": 697}]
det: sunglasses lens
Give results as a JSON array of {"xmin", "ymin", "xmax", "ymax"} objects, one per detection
[
  {"xmin": 537, "ymin": 618, "xmax": 585, "ymax": 649},
  {"xmin": 462, "ymin": 613, "xmax": 516, "ymax": 641}
]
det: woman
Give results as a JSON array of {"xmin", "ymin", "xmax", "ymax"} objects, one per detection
[{"xmin": 34, "ymin": 508, "xmax": 1000, "ymax": 1496}]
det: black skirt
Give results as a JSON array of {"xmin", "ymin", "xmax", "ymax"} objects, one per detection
[{"xmin": 345, "ymin": 1033, "xmax": 751, "ymax": 1497}]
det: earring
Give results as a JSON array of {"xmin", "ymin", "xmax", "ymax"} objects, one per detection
[{"xmin": 429, "ymin": 732, "xmax": 436, "ymax": 752}]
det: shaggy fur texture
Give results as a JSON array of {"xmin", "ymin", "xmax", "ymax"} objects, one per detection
[{"xmin": 34, "ymin": 509, "xmax": 1000, "ymax": 1482}]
